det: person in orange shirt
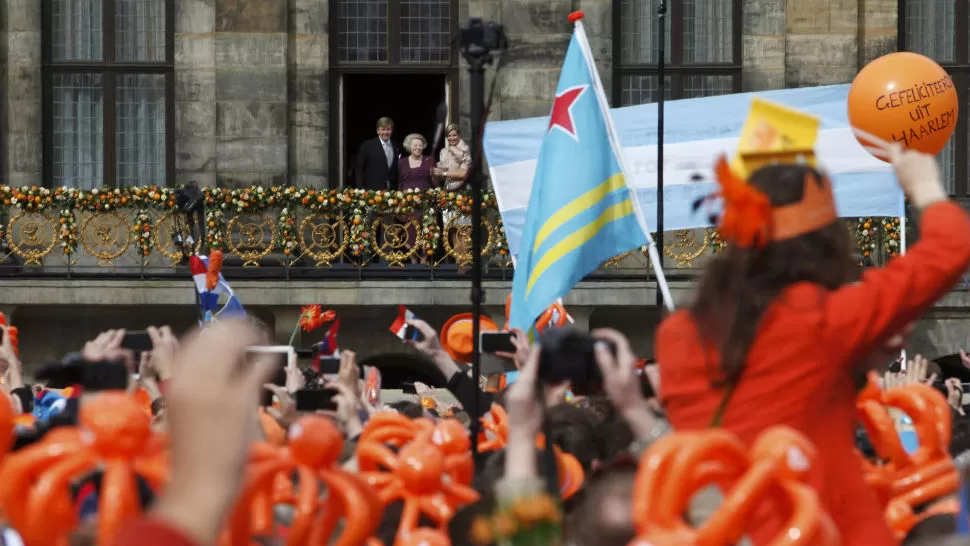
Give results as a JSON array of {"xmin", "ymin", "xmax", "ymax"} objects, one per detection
[{"xmin": 656, "ymin": 144, "xmax": 970, "ymax": 546}]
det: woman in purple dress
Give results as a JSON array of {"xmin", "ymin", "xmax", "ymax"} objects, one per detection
[{"xmin": 397, "ymin": 133, "xmax": 434, "ymax": 263}]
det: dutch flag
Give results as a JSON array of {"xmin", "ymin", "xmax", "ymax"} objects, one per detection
[
  {"xmin": 389, "ymin": 305, "xmax": 419, "ymax": 341},
  {"xmin": 311, "ymin": 319, "xmax": 341, "ymax": 372},
  {"xmin": 317, "ymin": 319, "xmax": 341, "ymax": 358},
  {"xmin": 189, "ymin": 255, "xmax": 246, "ymax": 322}
]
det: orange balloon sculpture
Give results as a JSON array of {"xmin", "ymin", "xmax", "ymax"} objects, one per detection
[
  {"xmin": 226, "ymin": 416, "xmax": 383, "ymax": 546},
  {"xmin": 0, "ymin": 392, "xmax": 168, "ymax": 546},
  {"xmin": 357, "ymin": 425, "xmax": 479, "ymax": 542},
  {"xmin": 631, "ymin": 427, "xmax": 840, "ymax": 546},
  {"xmin": 848, "ymin": 51, "xmax": 959, "ymax": 159},
  {"xmin": 358, "ymin": 415, "xmax": 475, "ymax": 489},
  {"xmin": 855, "ymin": 374, "xmax": 959, "ymax": 540},
  {"xmin": 359, "ymin": 411, "xmax": 434, "ymax": 448},
  {"xmin": 503, "ymin": 294, "xmax": 569, "ymax": 333}
]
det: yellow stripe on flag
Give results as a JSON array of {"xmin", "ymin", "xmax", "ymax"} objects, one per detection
[
  {"xmin": 526, "ymin": 198, "xmax": 636, "ymax": 296},
  {"xmin": 532, "ymin": 173, "xmax": 626, "ymax": 254}
]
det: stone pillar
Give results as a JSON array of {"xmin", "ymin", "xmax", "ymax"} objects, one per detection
[
  {"xmin": 785, "ymin": 0, "xmax": 859, "ymax": 87},
  {"xmin": 175, "ymin": 0, "xmax": 217, "ymax": 188},
  {"xmin": 288, "ymin": 0, "xmax": 330, "ymax": 188},
  {"xmin": 742, "ymin": 0, "xmax": 786, "ymax": 91},
  {"xmin": 271, "ymin": 307, "xmax": 302, "ymax": 346},
  {"xmin": 577, "ymin": 0, "xmax": 613, "ymax": 97},
  {"xmin": 214, "ymin": 0, "xmax": 288, "ymax": 188},
  {"xmin": 494, "ymin": 0, "xmax": 572, "ymax": 120},
  {"xmin": 3, "ymin": 0, "xmax": 42, "ymax": 187},
  {"xmin": 858, "ymin": 0, "xmax": 897, "ymax": 65},
  {"xmin": 459, "ymin": 0, "xmax": 504, "ymax": 138}
]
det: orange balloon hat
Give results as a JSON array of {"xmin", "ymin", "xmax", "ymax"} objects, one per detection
[
  {"xmin": 357, "ymin": 423, "xmax": 479, "ymax": 540},
  {"xmin": 227, "ymin": 416, "xmax": 383, "ymax": 546},
  {"xmin": 631, "ymin": 426, "xmax": 840, "ymax": 546},
  {"xmin": 0, "ymin": 392, "xmax": 167, "ymax": 546},
  {"xmin": 848, "ymin": 51, "xmax": 958, "ymax": 159},
  {"xmin": 856, "ymin": 373, "xmax": 960, "ymax": 540}
]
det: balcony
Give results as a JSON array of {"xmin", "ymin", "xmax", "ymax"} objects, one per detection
[{"xmin": 0, "ymin": 185, "xmax": 913, "ymax": 309}]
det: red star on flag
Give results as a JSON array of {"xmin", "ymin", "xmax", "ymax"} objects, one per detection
[{"xmin": 548, "ymin": 85, "xmax": 589, "ymax": 140}]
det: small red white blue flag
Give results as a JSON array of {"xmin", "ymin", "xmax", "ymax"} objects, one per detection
[
  {"xmin": 389, "ymin": 305, "xmax": 419, "ymax": 340},
  {"xmin": 311, "ymin": 318, "xmax": 341, "ymax": 372},
  {"xmin": 189, "ymin": 255, "xmax": 245, "ymax": 322}
]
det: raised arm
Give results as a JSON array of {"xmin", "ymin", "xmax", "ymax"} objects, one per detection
[{"xmin": 824, "ymin": 146, "xmax": 970, "ymax": 365}]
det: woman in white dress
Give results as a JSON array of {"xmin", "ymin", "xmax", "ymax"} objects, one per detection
[{"xmin": 432, "ymin": 124, "xmax": 472, "ymax": 265}]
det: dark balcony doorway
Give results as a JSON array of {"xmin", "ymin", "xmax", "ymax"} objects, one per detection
[{"xmin": 341, "ymin": 73, "xmax": 448, "ymax": 188}]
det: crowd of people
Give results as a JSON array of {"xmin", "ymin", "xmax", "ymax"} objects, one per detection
[{"xmin": 0, "ymin": 144, "xmax": 968, "ymax": 545}]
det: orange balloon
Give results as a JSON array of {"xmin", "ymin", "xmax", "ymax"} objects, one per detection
[{"xmin": 848, "ymin": 51, "xmax": 959, "ymax": 159}]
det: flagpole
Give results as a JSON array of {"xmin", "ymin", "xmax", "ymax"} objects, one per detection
[
  {"xmin": 656, "ymin": 0, "xmax": 667, "ymax": 310},
  {"xmin": 460, "ymin": 19, "xmax": 506, "ymax": 456},
  {"xmin": 573, "ymin": 17, "xmax": 675, "ymax": 312}
]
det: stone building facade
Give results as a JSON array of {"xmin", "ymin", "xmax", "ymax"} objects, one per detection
[{"xmin": 1, "ymin": 0, "xmax": 968, "ymax": 370}]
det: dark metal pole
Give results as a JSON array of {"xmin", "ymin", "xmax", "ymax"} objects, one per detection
[
  {"xmin": 656, "ymin": 0, "xmax": 667, "ymax": 309},
  {"xmin": 466, "ymin": 54, "xmax": 487, "ymax": 457}
]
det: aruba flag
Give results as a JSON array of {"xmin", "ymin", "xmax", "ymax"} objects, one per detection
[{"xmin": 508, "ymin": 15, "xmax": 650, "ymax": 331}]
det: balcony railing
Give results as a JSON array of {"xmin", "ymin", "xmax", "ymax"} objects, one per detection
[{"xmin": 0, "ymin": 185, "xmax": 905, "ymax": 280}]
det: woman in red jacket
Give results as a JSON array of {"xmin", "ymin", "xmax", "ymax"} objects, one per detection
[{"xmin": 656, "ymin": 144, "xmax": 970, "ymax": 546}]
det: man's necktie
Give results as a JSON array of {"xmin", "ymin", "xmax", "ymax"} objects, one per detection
[{"xmin": 384, "ymin": 141, "xmax": 392, "ymax": 167}]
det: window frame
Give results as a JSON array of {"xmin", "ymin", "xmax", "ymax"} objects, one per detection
[
  {"xmin": 897, "ymin": 0, "xmax": 970, "ymax": 197},
  {"xmin": 41, "ymin": 0, "xmax": 175, "ymax": 189},
  {"xmin": 332, "ymin": 0, "xmax": 460, "ymax": 68},
  {"xmin": 328, "ymin": 0, "xmax": 461, "ymax": 188},
  {"xmin": 611, "ymin": 0, "xmax": 743, "ymax": 106}
]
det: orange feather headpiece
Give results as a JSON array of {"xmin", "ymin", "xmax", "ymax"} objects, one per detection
[{"xmin": 704, "ymin": 155, "xmax": 837, "ymax": 249}]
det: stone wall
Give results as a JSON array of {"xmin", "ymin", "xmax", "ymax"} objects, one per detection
[
  {"xmin": 2, "ymin": 0, "xmax": 42, "ymax": 188},
  {"xmin": 785, "ymin": 0, "xmax": 860, "ymax": 87},
  {"xmin": 458, "ymin": 0, "xmax": 613, "ymax": 137},
  {"xmin": 214, "ymin": 0, "xmax": 288, "ymax": 188},
  {"xmin": 288, "ymin": 0, "xmax": 330, "ymax": 188},
  {"xmin": 175, "ymin": 0, "xmax": 217, "ymax": 187},
  {"xmin": 742, "ymin": 0, "xmax": 786, "ymax": 91}
]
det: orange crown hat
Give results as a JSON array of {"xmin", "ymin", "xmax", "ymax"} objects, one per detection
[
  {"xmin": 711, "ymin": 156, "xmax": 837, "ymax": 248},
  {"xmin": 440, "ymin": 313, "xmax": 499, "ymax": 363},
  {"xmin": 705, "ymin": 99, "xmax": 836, "ymax": 248}
]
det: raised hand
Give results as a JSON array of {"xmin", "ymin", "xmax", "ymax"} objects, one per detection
[
  {"xmin": 495, "ymin": 328, "xmax": 531, "ymax": 370},
  {"xmin": 81, "ymin": 329, "xmax": 135, "ymax": 370},
  {"xmin": 151, "ymin": 319, "xmax": 276, "ymax": 546}
]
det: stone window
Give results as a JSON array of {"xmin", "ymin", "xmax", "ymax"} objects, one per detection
[
  {"xmin": 613, "ymin": 0, "xmax": 741, "ymax": 107},
  {"xmin": 43, "ymin": 0, "xmax": 174, "ymax": 189},
  {"xmin": 899, "ymin": 0, "xmax": 968, "ymax": 196},
  {"xmin": 335, "ymin": 0, "xmax": 455, "ymax": 65}
]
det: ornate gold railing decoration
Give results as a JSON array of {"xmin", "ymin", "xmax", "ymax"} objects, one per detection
[{"xmin": 0, "ymin": 185, "xmax": 902, "ymax": 273}]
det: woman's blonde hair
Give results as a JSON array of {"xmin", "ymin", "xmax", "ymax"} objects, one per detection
[
  {"xmin": 445, "ymin": 123, "xmax": 461, "ymax": 136},
  {"xmin": 403, "ymin": 133, "xmax": 426, "ymax": 151}
]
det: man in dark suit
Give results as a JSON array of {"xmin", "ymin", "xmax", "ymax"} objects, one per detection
[{"xmin": 355, "ymin": 117, "xmax": 401, "ymax": 190}]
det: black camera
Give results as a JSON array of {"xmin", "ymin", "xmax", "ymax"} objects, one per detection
[
  {"xmin": 459, "ymin": 18, "xmax": 508, "ymax": 56},
  {"xmin": 174, "ymin": 181, "xmax": 205, "ymax": 214},
  {"xmin": 538, "ymin": 327, "xmax": 653, "ymax": 398}
]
